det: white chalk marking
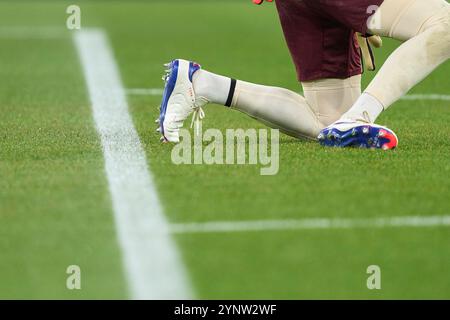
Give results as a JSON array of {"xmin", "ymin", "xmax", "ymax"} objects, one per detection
[
  {"xmin": 170, "ymin": 215, "xmax": 450, "ymax": 234},
  {"xmin": 0, "ymin": 26, "xmax": 67, "ymax": 39},
  {"xmin": 74, "ymin": 29, "xmax": 192, "ymax": 299},
  {"xmin": 400, "ymin": 94, "xmax": 450, "ymax": 101},
  {"xmin": 126, "ymin": 88, "xmax": 164, "ymax": 96}
]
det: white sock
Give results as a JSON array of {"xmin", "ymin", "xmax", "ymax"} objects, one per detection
[
  {"xmin": 192, "ymin": 69, "xmax": 231, "ymax": 106},
  {"xmin": 340, "ymin": 93, "xmax": 384, "ymax": 123}
]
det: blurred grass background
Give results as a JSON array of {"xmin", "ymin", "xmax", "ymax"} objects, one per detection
[{"xmin": 0, "ymin": 0, "xmax": 449, "ymax": 299}]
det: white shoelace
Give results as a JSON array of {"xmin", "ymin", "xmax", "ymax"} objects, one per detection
[{"xmin": 190, "ymin": 106, "xmax": 205, "ymax": 136}]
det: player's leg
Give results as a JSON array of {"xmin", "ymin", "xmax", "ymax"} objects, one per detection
[
  {"xmin": 158, "ymin": 59, "xmax": 363, "ymax": 143},
  {"xmin": 194, "ymin": 69, "xmax": 362, "ymax": 139},
  {"xmin": 194, "ymin": 70, "xmax": 323, "ymax": 140},
  {"xmin": 158, "ymin": 60, "xmax": 324, "ymax": 142},
  {"xmin": 342, "ymin": 0, "xmax": 450, "ymax": 122}
]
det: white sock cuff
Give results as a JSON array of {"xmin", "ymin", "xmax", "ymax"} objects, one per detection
[{"xmin": 342, "ymin": 92, "xmax": 384, "ymax": 123}]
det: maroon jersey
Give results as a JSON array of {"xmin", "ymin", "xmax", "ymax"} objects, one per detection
[{"xmin": 275, "ymin": 0, "xmax": 384, "ymax": 81}]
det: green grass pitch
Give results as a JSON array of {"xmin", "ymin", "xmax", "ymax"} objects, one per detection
[{"xmin": 0, "ymin": 0, "xmax": 449, "ymax": 299}]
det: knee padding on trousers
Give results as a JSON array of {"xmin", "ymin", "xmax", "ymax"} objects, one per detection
[{"xmin": 420, "ymin": 7, "xmax": 450, "ymax": 64}]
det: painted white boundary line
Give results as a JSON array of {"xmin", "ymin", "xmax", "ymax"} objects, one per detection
[
  {"xmin": 126, "ymin": 88, "xmax": 164, "ymax": 96},
  {"xmin": 0, "ymin": 26, "xmax": 67, "ymax": 39},
  {"xmin": 73, "ymin": 29, "xmax": 192, "ymax": 299},
  {"xmin": 170, "ymin": 215, "xmax": 450, "ymax": 234},
  {"xmin": 400, "ymin": 94, "xmax": 450, "ymax": 101}
]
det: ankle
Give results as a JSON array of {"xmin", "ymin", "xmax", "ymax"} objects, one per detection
[
  {"xmin": 192, "ymin": 69, "xmax": 233, "ymax": 106},
  {"xmin": 341, "ymin": 93, "xmax": 384, "ymax": 123}
]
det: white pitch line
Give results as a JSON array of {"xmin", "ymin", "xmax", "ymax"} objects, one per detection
[
  {"xmin": 73, "ymin": 29, "xmax": 192, "ymax": 300},
  {"xmin": 125, "ymin": 88, "xmax": 164, "ymax": 96},
  {"xmin": 169, "ymin": 215, "xmax": 450, "ymax": 234},
  {"xmin": 400, "ymin": 94, "xmax": 450, "ymax": 101},
  {"xmin": 0, "ymin": 26, "xmax": 67, "ymax": 39}
]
